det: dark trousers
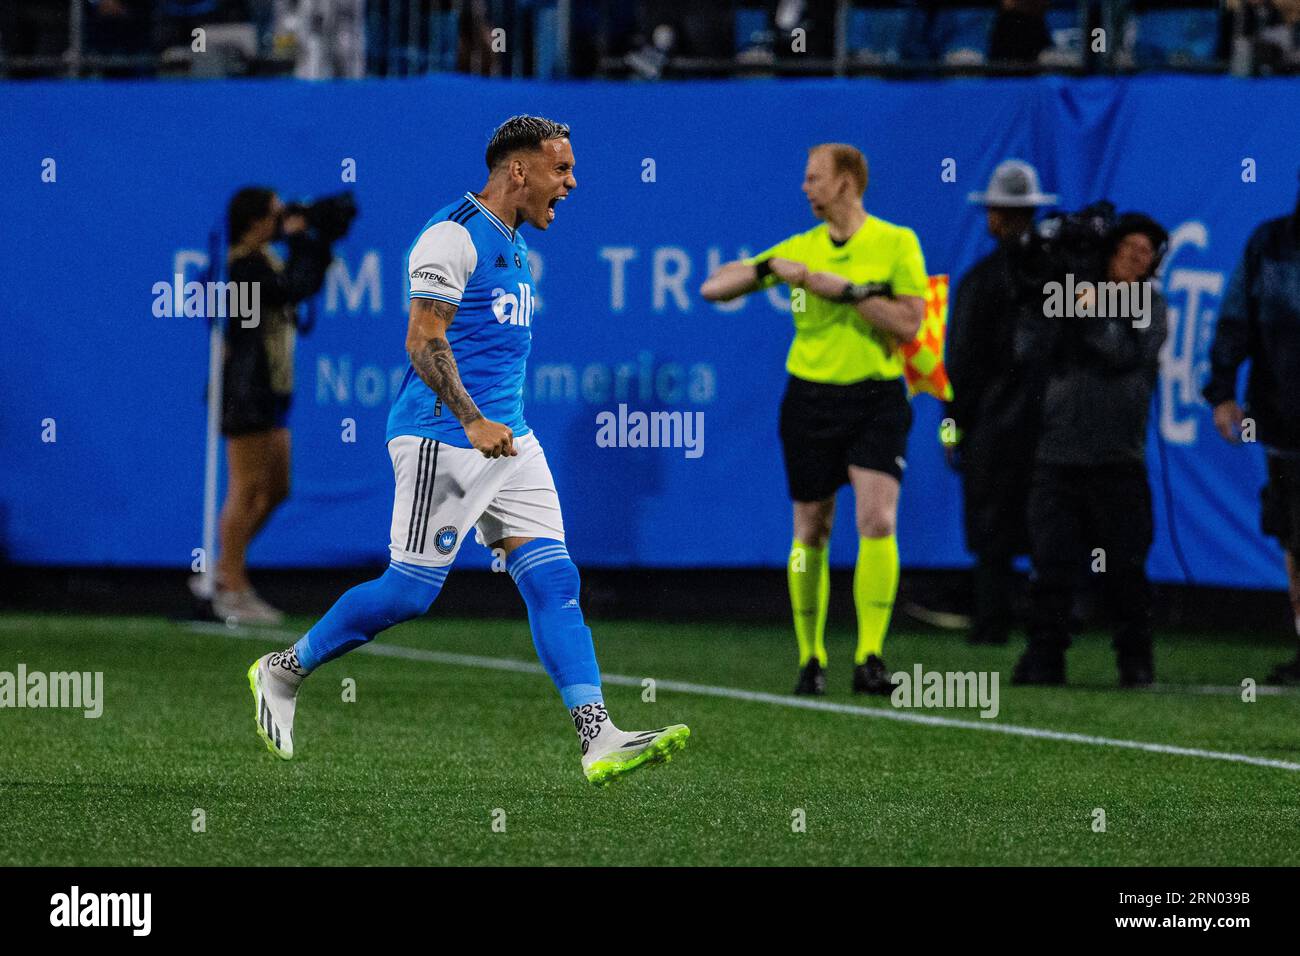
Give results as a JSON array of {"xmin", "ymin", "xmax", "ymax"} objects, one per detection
[
  {"xmin": 961, "ymin": 452, "xmax": 1032, "ymax": 644},
  {"xmin": 972, "ymin": 553, "xmax": 1016, "ymax": 643},
  {"xmin": 1026, "ymin": 462, "xmax": 1154, "ymax": 662}
]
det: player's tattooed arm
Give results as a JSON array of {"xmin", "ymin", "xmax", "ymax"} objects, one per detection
[
  {"xmin": 405, "ymin": 299, "xmax": 516, "ymax": 458},
  {"xmin": 406, "ymin": 299, "xmax": 481, "ymax": 424}
]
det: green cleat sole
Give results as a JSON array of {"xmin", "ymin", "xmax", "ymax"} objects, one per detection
[{"xmin": 585, "ymin": 725, "xmax": 690, "ymax": 788}]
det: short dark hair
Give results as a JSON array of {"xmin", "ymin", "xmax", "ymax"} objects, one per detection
[
  {"xmin": 485, "ymin": 115, "xmax": 571, "ymax": 171},
  {"xmin": 228, "ymin": 186, "xmax": 276, "ymax": 242}
]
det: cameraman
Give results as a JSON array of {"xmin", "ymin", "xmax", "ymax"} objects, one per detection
[
  {"xmin": 1012, "ymin": 208, "xmax": 1169, "ymax": 687},
  {"xmin": 196, "ymin": 187, "xmax": 353, "ymax": 625}
]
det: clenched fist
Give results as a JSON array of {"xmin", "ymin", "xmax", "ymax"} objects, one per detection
[{"xmin": 465, "ymin": 417, "xmax": 516, "ymax": 458}]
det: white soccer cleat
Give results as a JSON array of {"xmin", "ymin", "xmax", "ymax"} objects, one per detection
[
  {"xmin": 581, "ymin": 724, "xmax": 691, "ymax": 787},
  {"xmin": 247, "ymin": 652, "xmax": 301, "ymax": 760}
]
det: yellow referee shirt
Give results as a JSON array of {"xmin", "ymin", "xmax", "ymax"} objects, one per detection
[{"xmin": 746, "ymin": 215, "xmax": 928, "ymax": 384}]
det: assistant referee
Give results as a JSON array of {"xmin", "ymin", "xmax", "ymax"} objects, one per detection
[{"xmin": 701, "ymin": 143, "xmax": 927, "ymax": 696}]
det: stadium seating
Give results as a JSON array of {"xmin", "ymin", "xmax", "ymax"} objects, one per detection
[
  {"xmin": 846, "ymin": 4, "xmax": 919, "ymax": 64},
  {"xmin": 1130, "ymin": 3, "xmax": 1222, "ymax": 67},
  {"xmin": 931, "ymin": 6, "xmax": 998, "ymax": 64}
]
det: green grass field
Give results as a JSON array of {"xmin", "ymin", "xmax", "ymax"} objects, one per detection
[{"xmin": 2, "ymin": 611, "xmax": 1298, "ymax": 866}]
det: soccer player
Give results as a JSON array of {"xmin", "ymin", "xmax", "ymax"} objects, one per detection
[
  {"xmin": 247, "ymin": 116, "xmax": 689, "ymax": 786},
  {"xmin": 700, "ymin": 143, "xmax": 927, "ymax": 696}
]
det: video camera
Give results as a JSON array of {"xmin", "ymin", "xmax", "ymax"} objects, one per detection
[
  {"xmin": 1014, "ymin": 199, "xmax": 1117, "ymax": 295},
  {"xmin": 282, "ymin": 190, "xmax": 359, "ymax": 243}
]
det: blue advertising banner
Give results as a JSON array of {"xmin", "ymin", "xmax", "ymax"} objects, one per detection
[{"xmin": 1, "ymin": 75, "xmax": 1297, "ymax": 587}]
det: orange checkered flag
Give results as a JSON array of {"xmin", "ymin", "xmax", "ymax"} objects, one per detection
[{"xmin": 899, "ymin": 274, "xmax": 953, "ymax": 401}]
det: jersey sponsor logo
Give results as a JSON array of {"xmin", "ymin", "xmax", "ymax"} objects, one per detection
[
  {"xmin": 411, "ymin": 269, "xmax": 450, "ymax": 285},
  {"xmin": 434, "ymin": 526, "xmax": 459, "ymax": 555},
  {"xmin": 492, "ymin": 282, "xmax": 535, "ymax": 327},
  {"xmin": 494, "ymin": 254, "xmax": 508, "ymax": 268}
]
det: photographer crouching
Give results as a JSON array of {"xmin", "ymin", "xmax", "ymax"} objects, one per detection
[
  {"xmin": 1011, "ymin": 204, "xmax": 1170, "ymax": 687},
  {"xmin": 193, "ymin": 187, "xmax": 358, "ymax": 625}
]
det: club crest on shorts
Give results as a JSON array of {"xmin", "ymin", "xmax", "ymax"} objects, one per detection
[{"xmin": 435, "ymin": 526, "xmax": 459, "ymax": 555}]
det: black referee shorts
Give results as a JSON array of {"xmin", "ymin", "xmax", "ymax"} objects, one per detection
[{"xmin": 778, "ymin": 375, "xmax": 913, "ymax": 502}]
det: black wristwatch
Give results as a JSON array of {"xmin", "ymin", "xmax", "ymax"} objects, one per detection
[{"xmin": 836, "ymin": 281, "xmax": 892, "ymax": 303}]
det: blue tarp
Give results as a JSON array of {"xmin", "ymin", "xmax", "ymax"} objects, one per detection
[{"xmin": 1, "ymin": 75, "xmax": 1296, "ymax": 587}]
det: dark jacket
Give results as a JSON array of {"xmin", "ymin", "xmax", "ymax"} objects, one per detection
[
  {"xmin": 1202, "ymin": 213, "xmax": 1300, "ymax": 451},
  {"xmin": 948, "ymin": 239, "xmax": 1043, "ymax": 449},
  {"xmin": 222, "ymin": 232, "xmax": 332, "ymax": 434},
  {"xmin": 1019, "ymin": 285, "xmax": 1168, "ymax": 467},
  {"xmin": 946, "ymin": 239, "xmax": 1041, "ymax": 553}
]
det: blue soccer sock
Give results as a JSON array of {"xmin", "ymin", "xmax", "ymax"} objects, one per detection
[
  {"xmin": 291, "ymin": 560, "xmax": 447, "ymax": 673},
  {"xmin": 506, "ymin": 539, "xmax": 604, "ymax": 711}
]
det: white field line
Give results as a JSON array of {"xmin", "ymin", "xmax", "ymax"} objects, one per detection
[{"xmin": 170, "ymin": 621, "xmax": 1300, "ymax": 774}]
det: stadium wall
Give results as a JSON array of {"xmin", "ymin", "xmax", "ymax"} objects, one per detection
[{"xmin": 2, "ymin": 75, "xmax": 1298, "ymax": 588}]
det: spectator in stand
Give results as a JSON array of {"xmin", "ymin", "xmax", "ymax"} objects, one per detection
[
  {"xmin": 1, "ymin": 0, "xmax": 68, "ymax": 78},
  {"xmin": 85, "ymin": 0, "xmax": 155, "ymax": 77},
  {"xmin": 989, "ymin": 0, "xmax": 1051, "ymax": 63}
]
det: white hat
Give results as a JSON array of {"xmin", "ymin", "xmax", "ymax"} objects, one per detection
[{"xmin": 967, "ymin": 159, "xmax": 1058, "ymax": 208}]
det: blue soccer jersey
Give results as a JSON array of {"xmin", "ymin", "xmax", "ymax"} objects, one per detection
[{"xmin": 387, "ymin": 192, "xmax": 536, "ymax": 448}]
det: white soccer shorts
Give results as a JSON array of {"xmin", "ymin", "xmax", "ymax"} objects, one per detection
[{"xmin": 387, "ymin": 432, "xmax": 565, "ymax": 568}]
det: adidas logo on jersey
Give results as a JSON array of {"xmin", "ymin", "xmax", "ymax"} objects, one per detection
[
  {"xmin": 494, "ymin": 254, "xmax": 508, "ymax": 268},
  {"xmin": 492, "ymin": 282, "xmax": 535, "ymax": 327}
]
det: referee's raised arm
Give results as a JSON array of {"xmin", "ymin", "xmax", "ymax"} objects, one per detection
[
  {"xmin": 699, "ymin": 259, "xmax": 761, "ymax": 301},
  {"xmin": 703, "ymin": 254, "xmax": 817, "ymax": 301}
]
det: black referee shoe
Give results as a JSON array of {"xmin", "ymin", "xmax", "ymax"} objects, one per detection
[
  {"xmin": 852, "ymin": 655, "xmax": 894, "ymax": 696},
  {"xmin": 794, "ymin": 659, "xmax": 827, "ymax": 696}
]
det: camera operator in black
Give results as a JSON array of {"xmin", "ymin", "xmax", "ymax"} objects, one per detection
[
  {"xmin": 947, "ymin": 160, "xmax": 1058, "ymax": 646},
  {"xmin": 1012, "ymin": 208, "xmax": 1169, "ymax": 687},
  {"xmin": 195, "ymin": 187, "xmax": 355, "ymax": 625}
]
